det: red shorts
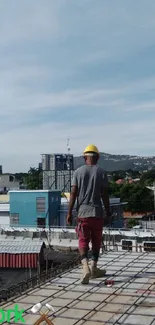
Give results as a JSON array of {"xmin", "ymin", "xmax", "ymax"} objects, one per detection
[{"xmin": 76, "ymin": 217, "xmax": 103, "ymax": 251}]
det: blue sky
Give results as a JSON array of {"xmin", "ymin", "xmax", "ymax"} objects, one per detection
[{"xmin": 0, "ymin": 0, "xmax": 155, "ymax": 172}]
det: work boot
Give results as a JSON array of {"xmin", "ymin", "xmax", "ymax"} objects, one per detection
[
  {"xmin": 81, "ymin": 259, "xmax": 91, "ymax": 284},
  {"xmin": 90, "ymin": 261, "xmax": 106, "ymax": 279}
]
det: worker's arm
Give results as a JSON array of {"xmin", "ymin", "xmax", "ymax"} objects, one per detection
[
  {"xmin": 68, "ymin": 186, "xmax": 78, "ymax": 213},
  {"xmin": 67, "ymin": 171, "xmax": 78, "ymax": 225},
  {"xmin": 101, "ymin": 186, "xmax": 111, "ymax": 216},
  {"xmin": 101, "ymin": 173, "xmax": 111, "ymax": 225}
]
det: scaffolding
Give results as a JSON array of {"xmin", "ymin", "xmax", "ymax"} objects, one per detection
[{"xmin": 43, "ymin": 170, "xmax": 74, "ymax": 192}]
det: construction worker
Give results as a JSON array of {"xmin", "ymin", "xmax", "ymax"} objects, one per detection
[{"xmin": 66, "ymin": 144, "xmax": 111, "ymax": 284}]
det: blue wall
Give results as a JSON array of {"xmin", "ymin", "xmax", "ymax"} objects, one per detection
[
  {"xmin": 112, "ymin": 218, "xmax": 124, "ymax": 229},
  {"xmin": 10, "ymin": 190, "xmax": 61, "ymax": 227},
  {"xmin": 48, "ymin": 191, "xmax": 61, "ymax": 226}
]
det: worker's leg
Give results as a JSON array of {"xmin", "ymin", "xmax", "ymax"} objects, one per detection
[
  {"xmin": 90, "ymin": 218, "xmax": 106, "ymax": 278},
  {"xmin": 76, "ymin": 218, "xmax": 91, "ymax": 284}
]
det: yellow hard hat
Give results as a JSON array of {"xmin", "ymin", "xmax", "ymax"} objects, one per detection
[{"xmin": 83, "ymin": 144, "xmax": 100, "ymax": 155}]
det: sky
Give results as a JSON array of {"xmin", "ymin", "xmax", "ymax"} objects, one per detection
[{"xmin": 0, "ymin": 0, "xmax": 155, "ymax": 172}]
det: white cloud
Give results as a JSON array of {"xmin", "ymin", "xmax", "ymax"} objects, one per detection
[
  {"xmin": 1, "ymin": 119, "xmax": 155, "ymax": 172},
  {"xmin": 0, "ymin": 1, "xmax": 65, "ymax": 45},
  {"xmin": 0, "ymin": 0, "xmax": 155, "ymax": 171}
]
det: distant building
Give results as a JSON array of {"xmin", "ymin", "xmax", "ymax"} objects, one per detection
[
  {"xmin": 115, "ymin": 179, "xmax": 124, "ymax": 185},
  {"xmin": 0, "ymin": 203, "xmax": 10, "ymax": 226},
  {"xmin": 115, "ymin": 178, "xmax": 140, "ymax": 185},
  {"xmin": 42, "ymin": 153, "xmax": 74, "ymax": 192},
  {"xmin": 38, "ymin": 162, "xmax": 42, "ymax": 170},
  {"xmin": 0, "ymin": 174, "xmax": 20, "ymax": 193},
  {"xmin": 0, "ymin": 165, "xmax": 2, "ymax": 174},
  {"xmin": 0, "ymin": 192, "xmax": 126, "ymax": 229},
  {"xmin": 0, "ymin": 194, "xmax": 9, "ymax": 203},
  {"xmin": 9, "ymin": 190, "xmax": 61, "ymax": 227}
]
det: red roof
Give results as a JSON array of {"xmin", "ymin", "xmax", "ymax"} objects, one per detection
[
  {"xmin": 115, "ymin": 179, "xmax": 124, "ymax": 184},
  {"xmin": 0, "ymin": 239, "xmax": 45, "ymax": 268}
]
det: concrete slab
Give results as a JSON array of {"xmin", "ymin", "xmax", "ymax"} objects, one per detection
[
  {"xmin": 3, "ymin": 251, "xmax": 155, "ymax": 325},
  {"xmin": 124, "ymin": 314, "xmax": 154, "ymax": 324},
  {"xmin": 31, "ymin": 288, "xmax": 58, "ymax": 297}
]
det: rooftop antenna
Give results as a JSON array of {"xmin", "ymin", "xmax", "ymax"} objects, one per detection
[{"xmin": 67, "ymin": 138, "xmax": 70, "ymax": 154}]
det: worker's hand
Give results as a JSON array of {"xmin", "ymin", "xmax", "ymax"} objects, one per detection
[
  {"xmin": 104, "ymin": 213, "xmax": 112, "ymax": 227},
  {"xmin": 66, "ymin": 213, "xmax": 72, "ymax": 226}
]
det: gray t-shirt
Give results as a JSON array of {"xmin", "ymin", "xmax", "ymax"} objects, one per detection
[{"xmin": 72, "ymin": 164, "xmax": 108, "ymax": 218}]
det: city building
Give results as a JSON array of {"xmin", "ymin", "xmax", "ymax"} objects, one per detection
[
  {"xmin": 0, "ymin": 165, "xmax": 2, "ymax": 174},
  {"xmin": 0, "ymin": 203, "xmax": 10, "ymax": 226},
  {"xmin": 42, "ymin": 153, "xmax": 74, "ymax": 192},
  {"xmin": 9, "ymin": 190, "xmax": 61, "ymax": 227},
  {"xmin": 0, "ymin": 174, "xmax": 20, "ymax": 193},
  {"xmin": 1, "ymin": 189, "xmax": 126, "ymax": 229},
  {"xmin": 0, "ymin": 194, "xmax": 9, "ymax": 203}
]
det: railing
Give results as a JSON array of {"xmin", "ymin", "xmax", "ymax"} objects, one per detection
[
  {"xmin": 0, "ymin": 255, "xmax": 80, "ymax": 304},
  {"xmin": 1, "ymin": 225, "xmax": 155, "ymax": 243}
]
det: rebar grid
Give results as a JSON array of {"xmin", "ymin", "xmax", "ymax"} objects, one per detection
[
  {"xmin": 2, "ymin": 251, "xmax": 155, "ymax": 325},
  {"xmin": 0, "ymin": 254, "xmax": 80, "ymax": 303},
  {"xmin": 49, "ymin": 251, "xmax": 155, "ymax": 325},
  {"xmin": 1, "ymin": 251, "xmax": 126, "ymax": 324}
]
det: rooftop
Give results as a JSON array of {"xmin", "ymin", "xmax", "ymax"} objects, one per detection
[
  {"xmin": 9, "ymin": 190, "xmax": 61, "ymax": 193},
  {"xmin": 0, "ymin": 194, "xmax": 9, "ymax": 203},
  {"xmin": 1, "ymin": 250, "xmax": 155, "ymax": 324},
  {"xmin": 0, "ymin": 238, "xmax": 45, "ymax": 253}
]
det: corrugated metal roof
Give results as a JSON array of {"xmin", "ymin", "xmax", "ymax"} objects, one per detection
[{"xmin": 0, "ymin": 239, "xmax": 45, "ymax": 253}]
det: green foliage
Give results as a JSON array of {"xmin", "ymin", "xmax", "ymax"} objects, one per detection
[
  {"xmin": 15, "ymin": 167, "xmax": 155, "ymax": 212},
  {"xmin": 127, "ymin": 219, "xmax": 138, "ymax": 228},
  {"xmin": 14, "ymin": 173, "xmax": 28, "ymax": 183},
  {"xmin": 140, "ymin": 169, "xmax": 155, "ymax": 185},
  {"xmin": 24, "ymin": 168, "xmax": 43, "ymax": 190},
  {"xmin": 111, "ymin": 169, "xmax": 141, "ymax": 182},
  {"xmin": 109, "ymin": 182, "xmax": 154, "ymax": 214}
]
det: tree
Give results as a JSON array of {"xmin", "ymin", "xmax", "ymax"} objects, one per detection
[
  {"xmin": 126, "ymin": 185, "xmax": 153, "ymax": 213},
  {"xmin": 127, "ymin": 218, "xmax": 138, "ymax": 228},
  {"xmin": 140, "ymin": 169, "xmax": 155, "ymax": 185},
  {"xmin": 109, "ymin": 182, "xmax": 122, "ymax": 197},
  {"xmin": 14, "ymin": 173, "xmax": 28, "ymax": 186},
  {"xmin": 109, "ymin": 182, "xmax": 154, "ymax": 214},
  {"xmin": 24, "ymin": 168, "xmax": 43, "ymax": 190}
]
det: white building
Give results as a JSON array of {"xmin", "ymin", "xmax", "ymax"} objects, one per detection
[
  {"xmin": 0, "ymin": 174, "xmax": 20, "ymax": 193},
  {"xmin": 0, "ymin": 203, "xmax": 10, "ymax": 226}
]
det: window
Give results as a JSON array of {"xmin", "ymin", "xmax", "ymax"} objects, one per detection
[
  {"xmin": 36, "ymin": 197, "xmax": 46, "ymax": 213},
  {"xmin": 37, "ymin": 217, "xmax": 46, "ymax": 228},
  {"xmin": 0, "ymin": 211, "xmax": 9, "ymax": 216},
  {"xmin": 144, "ymin": 242, "xmax": 155, "ymax": 252},
  {"xmin": 9, "ymin": 175, "xmax": 14, "ymax": 182},
  {"xmin": 10, "ymin": 213, "xmax": 19, "ymax": 225},
  {"xmin": 122, "ymin": 240, "xmax": 132, "ymax": 251}
]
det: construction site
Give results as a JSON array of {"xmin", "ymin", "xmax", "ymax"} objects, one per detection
[{"xmin": 0, "ymin": 236, "xmax": 155, "ymax": 324}]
